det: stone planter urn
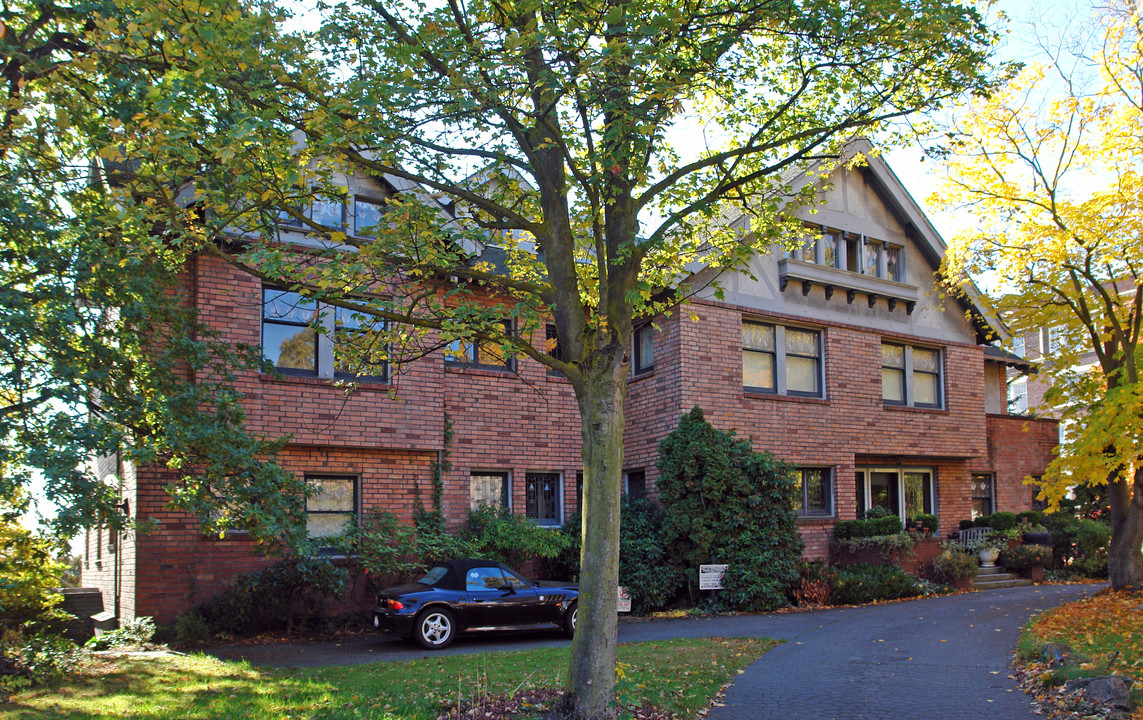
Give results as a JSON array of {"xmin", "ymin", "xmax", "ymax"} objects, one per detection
[{"xmin": 978, "ymin": 547, "xmax": 1000, "ymax": 568}]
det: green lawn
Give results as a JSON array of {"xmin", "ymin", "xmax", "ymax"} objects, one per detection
[{"xmin": 3, "ymin": 637, "xmax": 776, "ymax": 720}]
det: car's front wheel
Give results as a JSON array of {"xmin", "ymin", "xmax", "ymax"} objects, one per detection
[
  {"xmin": 563, "ymin": 603, "xmax": 577, "ymax": 639},
  {"xmin": 414, "ymin": 608, "xmax": 455, "ymax": 649}
]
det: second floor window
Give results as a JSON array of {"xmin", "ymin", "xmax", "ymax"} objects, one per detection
[
  {"xmin": 881, "ymin": 343, "xmax": 942, "ymax": 409},
  {"xmin": 446, "ymin": 320, "xmax": 514, "ymax": 370},
  {"xmin": 742, "ymin": 321, "xmax": 823, "ymax": 397},
  {"xmin": 633, "ymin": 325, "xmax": 654, "ymax": 375},
  {"xmin": 262, "ymin": 288, "xmax": 318, "ymax": 374},
  {"xmin": 262, "ymin": 286, "xmax": 388, "ymax": 382}
]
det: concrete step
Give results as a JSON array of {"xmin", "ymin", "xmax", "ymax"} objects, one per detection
[
  {"xmin": 972, "ymin": 577, "xmax": 1033, "ymax": 590},
  {"xmin": 976, "ymin": 566, "xmax": 1007, "ymax": 576}
]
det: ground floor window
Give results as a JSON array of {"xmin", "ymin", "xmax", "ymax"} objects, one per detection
[
  {"xmin": 305, "ymin": 475, "xmax": 358, "ymax": 539},
  {"xmin": 525, "ymin": 472, "xmax": 562, "ymax": 525},
  {"xmin": 623, "ymin": 469, "xmax": 646, "ymax": 500},
  {"xmin": 470, "ymin": 471, "xmax": 509, "ymax": 509},
  {"xmin": 971, "ymin": 473, "xmax": 994, "ymax": 519},
  {"xmin": 855, "ymin": 467, "xmax": 935, "ymax": 525},
  {"xmin": 794, "ymin": 468, "xmax": 833, "ymax": 516}
]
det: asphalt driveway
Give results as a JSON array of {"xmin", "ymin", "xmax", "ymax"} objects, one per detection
[{"xmin": 206, "ymin": 583, "xmax": 1100, "ymax": 719}]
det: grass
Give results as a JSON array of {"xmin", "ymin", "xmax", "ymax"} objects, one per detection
[
  {"xmin": 2, "ymin": 637, "xmax": 776, "ymax": 720},
  {"xmin": 1017, "ymin": 589, "xmax": 1143, "ymax": 716}
]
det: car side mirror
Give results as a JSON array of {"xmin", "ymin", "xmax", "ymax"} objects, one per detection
[{"xmin": 499, "ymin": 584, "xmax": 516, "ymax": 594}]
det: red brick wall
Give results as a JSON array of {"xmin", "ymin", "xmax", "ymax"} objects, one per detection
[{"xmin": 983, "ymin": 414, "xmax": 1060, "ymax": 512}]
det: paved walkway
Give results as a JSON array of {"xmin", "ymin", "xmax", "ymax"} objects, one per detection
[{"xmin": 207, "ymin": 583, "xmax": 1100, "ymax": 719}]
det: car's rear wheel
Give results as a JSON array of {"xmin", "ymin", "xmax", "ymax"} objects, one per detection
[
  {"xmin": 563, "ymin": 603, "xmax": 577, "ymax": 638},
  {"xmin": 414, "ymin": 608, "xmax": 455, "ymax": 649}
]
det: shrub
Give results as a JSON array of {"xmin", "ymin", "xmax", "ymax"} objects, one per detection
[
  {"xmin": 462, "ymin": 505, "xmax": 571, "ymax": 569},
  {"xmin": 863, "ymin": 506, "xmax": 892, "ymax": 520},
  {"xmin": 958, "ymin": 519, "xmax": 975, "ymax": 531},
  {"xmin": 554, "ymin": 501, "xmax": 685, "ymax": 614},
  {"xmin": 987, "ymin": 511, "xmax": 1018, "ymax": 532},
  {"xmin": 0, "ymin": 631, "xmax": 87, "ymax": 699},
  {"xmin": 85, "ymin": 616, "xmax": 156, "ymax": 650},
  {"xmin": 657, "ymin": 407, "xmax": 803, "ymax": 612},
  {"xmin": 834, "ymin": 515, "xmax": 902, "ymax": 540},
  {"xmin": 197, "ymin": 556, "xmax": 346, "ymax": 635},
  {"xmin": 829, "ymin": 563, "xmax": 923, "ymax": 605},
  {"xmin": 908, "ymin": 513, "xmax": 939, "ymax": 534},
  {"xmin": 1041, "ymin": 514, "xmax": 1111, "ymax": 578},
  {"xmin": 930, "ymin": 549, "xmax": 978, "ymax": 583},
  {"xmin": 1016, "ymin": 511, "xmax": 1043, "ymax": 526},
  {"xmin": 334, "ymin": 508, "xmax": 419, "ymax": 584},
  {"xmin": 173, "ymin": 611, "xmax": 211, "ymax": 646},
  {"xmin": 999, "ymin": 544, "xmax": 1052, "ymax": 572},
  {"xmin": 790, "ymin": 562, "xmax": 836, "ymax": 607}
]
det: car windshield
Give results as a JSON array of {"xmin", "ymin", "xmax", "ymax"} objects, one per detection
[{"xmin": 418, "ymin": 566, "xmax": 447, "ymax": 586}]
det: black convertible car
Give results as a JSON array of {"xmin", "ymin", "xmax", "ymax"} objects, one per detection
[{"xmin": 372, "ymin": 558, "xmax": 579, "ymax": 649}]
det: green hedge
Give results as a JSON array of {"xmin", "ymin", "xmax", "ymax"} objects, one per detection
[
  {"xmin": 829, "ymin": 563, "xmax": 924, "ymax": 605},
  {"xmin": 834, "ymin": 516, "xmax": 902, "ymax": 540}
]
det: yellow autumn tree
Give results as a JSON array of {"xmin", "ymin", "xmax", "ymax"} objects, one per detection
[{"xmin": 937, "ymin": 5, "xmax": 1143, "ymax": 589}]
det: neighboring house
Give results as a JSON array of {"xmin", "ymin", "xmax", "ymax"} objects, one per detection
[{"xmin": 80, "ymin": 141, "xmax": 1059, "ymax": 624}]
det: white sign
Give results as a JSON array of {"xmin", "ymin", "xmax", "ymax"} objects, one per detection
[
  {"xmin": 617, "ymin": 586, "xmax": 631, "ymax": 613},
  {"xmin": 699, "ymin": 564, "xmax": 728, "ymax": 590}
]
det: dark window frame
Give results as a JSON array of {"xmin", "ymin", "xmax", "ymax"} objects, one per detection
[
  {"xmin": 470, "ymin": 471, "xmax": 510, "ymax": 510},
  {"xmin": 262, "ymin": 287, "xmax": 319, "ymax": 376},
  {"xmin": 632, "ymin": 324, "xmax": 654, "ymax": 375},
  {"xmin": 623, "ymin": 469, "xmax": 646, "ymax": 501},
  {"xmin": 333, "ymin": 306, "xmax": 389, "ymax": 382},
  {"xmin": 970, "ymin": 472, "xmax": 994, "ymax": 519},
  {"xmin": 445, "ymin": 319, "xmax": 515, "ymax": 371},
  {"xmin": 794, "ymin": 467, "xmax": 833, "ymax": 516},
  {"xmin": 525, "ymin": 471, "xmax": 562, "ymax": 526},
  {"xmin": 304, "ymin": 474, "xmax": 359, "ymax": 543}
]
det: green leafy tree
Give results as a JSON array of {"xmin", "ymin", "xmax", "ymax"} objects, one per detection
[
  {"xmin": 657, "ymin": 407, "xmax": 803, "ymax": 611},
  {"xmin": 0, "ymin": 1, "xmax": 308, "ymax": 547},
  {"xmin": 0, "ymin": 492, "xmax": 67, "ymax": 631},
  {"xmin": 9, "ymin": 0, "xmax": 997, "ymax": 715}
]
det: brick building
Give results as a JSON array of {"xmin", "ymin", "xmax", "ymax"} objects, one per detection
[{"xmin": 81, "ymin": 142, "xmax": 1059, "ymax": 624}]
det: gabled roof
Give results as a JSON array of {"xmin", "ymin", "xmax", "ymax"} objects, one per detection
[{"xmin": 739, "ymin": 138, "xmax": 1005, "ymax": 343}]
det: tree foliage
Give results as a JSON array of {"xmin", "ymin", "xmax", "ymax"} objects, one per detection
[
  {"xmin": 4, "ymin": 0, "xmax": 998, "ymax": 715},
  {"xmin": 657, "ymin": 407, "xmax": 803, "ymax": 612},
  {"xmin": 937, "ymin": 2, "xmax": 1143, "ymax": 589}
]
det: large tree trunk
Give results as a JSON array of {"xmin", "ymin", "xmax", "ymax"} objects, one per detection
[
  {"xmin": 548, "ymin": 362, "xmax": 627, "ymax": 720},
  {"xmin": 1108, "ymin": 465, "xmax": 1143, "ymax": 590}
]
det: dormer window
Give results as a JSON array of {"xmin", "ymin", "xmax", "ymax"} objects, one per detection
[
  {"xmin": 796, "ymin": 224, "xmax": 904, "ymax": 282},
  {"xmin": 280, "ymin": 194, "xmax": 387, "ymax": 238}
]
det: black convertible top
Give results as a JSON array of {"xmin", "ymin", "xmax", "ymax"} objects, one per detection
[{"xmin": 425, "ymin": 558, "xmax": 501, "ymax": 591}]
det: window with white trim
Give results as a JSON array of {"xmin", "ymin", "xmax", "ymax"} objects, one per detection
[
  {"xmin": 1009, "ymin": 378, "xmax": 1028, "ymax": 414},
  {"xmin": 881, "ymin": 343, "xmax": 942, "ymax": 408},
  {"xmin": 855, "ymin": 467, "xmax": 935, "ymax": 525},
  {"xmin": 622, "ymin": 469, "xmax": 646, "ymax": 500},
  {"xmin": 743, "ymin": 321, "xmax": 823, "ymax": 397}
]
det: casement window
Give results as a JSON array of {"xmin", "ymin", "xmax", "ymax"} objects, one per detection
[
  {"xmin": 305, "ymin": 475, "xmax": 358, "ymax": 539},
  {"xmin": 262, "ymin": 288, "xmax": 319, "ymax": 374},
  {"xmin": 622, "ymin": 469, "xmax": 646, "ymax": 500},
  {"xmin": 470, "ymin": 471, "xmax": 509, "ymax": 509},
  {"xmin": 742, "ymin": 321, "xmax": 823, "ymax": 397},
  {"xmin": 793, "ymin": 468, "xmax": 833, "ymax": 516},
  {"xmin": 525, "ymin": 472, "xmax": 562, "ymax": 525},
  {"xmin": 632, "ymin": 324, "xmax": 654, "ymax": 375},
  {"xmin": 545, "ymin": 324, "xmax": 566, "ymax": 377},
  {"xmin": 334, "ymin": 307, "xmax": 388, "ymax": 381},
  {"xmin": 1046, "ymin": 326, "xmax": 1064, "ymax": 354},
  {"xmin": 281, "ymin": 195, "xmax": 386, "ymax": 238},
  {"xmin": 970, "ymin": 473, "xmax": 994, "ymax": 519},
  {"xmin": 855, "ymin": 468, "xmax": 935, "ymax": 525},
  {"xmin": 881, "ymin": 343, "xmax": 942, "ymax": 408},
  {"xmin": 795, "ymin": 224, "xmax": 905, "ymax": 280},
  {"xmin": 446, "ymin": 320, "xmax": 514, "ymax": 370},
  {"xmin": 262, "ymin": 287, "xmax": 388, "ymax": 382}
]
